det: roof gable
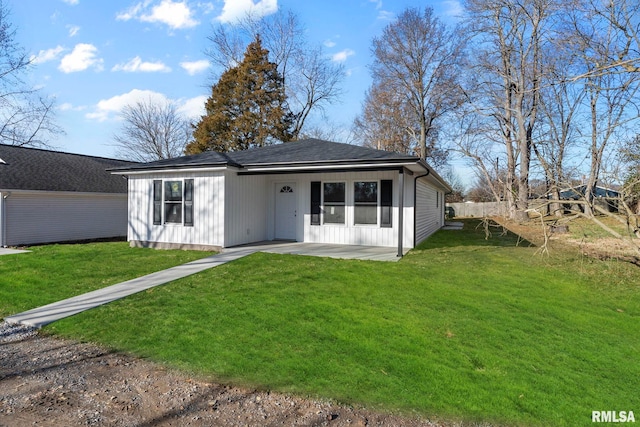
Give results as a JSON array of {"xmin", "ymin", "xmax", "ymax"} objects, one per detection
[{"xmin": 0, "ymin": 144, "xmax": 136, "ymax": 193}]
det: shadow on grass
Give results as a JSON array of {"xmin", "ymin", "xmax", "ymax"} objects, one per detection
[{"xmin": 417, "ymin": 218, "xmax": 535, "ymax": 249}]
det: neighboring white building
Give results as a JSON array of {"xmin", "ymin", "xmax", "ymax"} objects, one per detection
[
  {"xmin": 0, "ymin": 145, "xmax": 134, "ymax": 247},
  {"xmin": 110, "ymin": 139, "xmax": 451, "ymax": 256}
]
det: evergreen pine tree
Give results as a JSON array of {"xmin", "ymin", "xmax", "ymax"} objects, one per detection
[{"xmin": 187, "ymin": 35, "xmax": 293, "ymax": 154}]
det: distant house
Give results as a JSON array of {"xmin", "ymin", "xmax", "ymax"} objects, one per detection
[
  {"xmin": 110, "ymin": 139, "xmax": 452, "ymax": 255},
  {"xmin": 558, "ymin": 185, "xmax": 620, "ymax": 213},
  {"xmin": 0, "ymin": 145, "xmax": 136, "ymax": 247}
]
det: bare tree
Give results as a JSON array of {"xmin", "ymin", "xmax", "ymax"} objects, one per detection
[
  {"xmin": 566, "ymin": 0, "xmax": 640, "ymax": 217},
  {"xmin": 352, "ymin": 80, "xmax": 414, "ymax": 154},
  {"xmin": 533, "ymin": 45, "xmax": 585, "ymax": 216},
  {"xmin": 0, "ymin": 1, "xmax": 61, "ymax": 148},
  {"xmin": 206, "ymin": 9, "xmax": 344, "ymax": 140},
  {"xmin": 462, "ymin": 0, "xmax": 554, "ymax": 221},
  {"xmin": 367, "ymin": 7, "xmax": 465, "ymax": 162},
  {"xmin": 112, "ymin": 99, "xmax": 191, "ymax": 162}
]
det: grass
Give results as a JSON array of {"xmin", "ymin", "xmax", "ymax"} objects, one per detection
[
  {"xmin": 2, "ymin": 224, "xmax": 639, "ymax": 426},
  {"xmin": 0, "ymin": 242, "xmax": 211, "ymax": 315}
]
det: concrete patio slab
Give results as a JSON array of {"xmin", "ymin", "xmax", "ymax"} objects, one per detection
[
  {"xmin": 443, "ymin": 221, "xmax": 464, "ymax": 230},
  {"xmin": 241, "ymin": 241, "xmax": 406, "ymax": 262}
]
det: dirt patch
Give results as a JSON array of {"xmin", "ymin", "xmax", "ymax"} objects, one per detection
[
  {"xmin": 0, "ymin": 323, "xmax": 446, "ymax": 427},
  {"xmin": 493, "ymin": 217, "xmax": 640, "ymax": 264}
]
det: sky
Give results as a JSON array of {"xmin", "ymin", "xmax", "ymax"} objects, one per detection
[{"xmin": 10, "ymin": 0, "xmax": 467, "ymax": 177}]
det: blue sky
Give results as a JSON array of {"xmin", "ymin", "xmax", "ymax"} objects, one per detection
[{"xmin": 11, "ymin": 0, "xmax": 465, "ymax": 165}]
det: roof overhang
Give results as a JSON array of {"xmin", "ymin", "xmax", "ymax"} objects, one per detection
[
  {"xmin": 110, "ymin": 165, "xmax": 232, "ymax": 175},
  {"xmin": 238, "ymin": 159, "xmax": 420, "ymax": 175}
]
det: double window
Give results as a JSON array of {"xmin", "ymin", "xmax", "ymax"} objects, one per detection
[
  {"xmin": 310, "ymin": 180, "xmax": 392, "ymax": 227},
  {"xmin": 153, "ymin": 179, "xmax": 194, "ymax": 226}
]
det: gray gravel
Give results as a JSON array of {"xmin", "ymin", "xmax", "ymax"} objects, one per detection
[
  {"xmin": 0, "ymin": 321, "xmax": 449, "ymax": 427},
  {"xmin": 0, "ymin": 321, "xmax": 38, "ymax": 344}
]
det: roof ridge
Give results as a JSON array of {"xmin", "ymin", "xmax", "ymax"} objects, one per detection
[{"xmin": 0, "ymin": 143, "xmax": 138, "ymax": 164}]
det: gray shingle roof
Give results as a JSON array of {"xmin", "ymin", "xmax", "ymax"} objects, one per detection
[
  {"xmin": 110, "ymin": 139, "xmax": 418, "ymax": 172},
  {"xmin": 0, "ymin": 144, "xmax": 136, "ymax": 193}
]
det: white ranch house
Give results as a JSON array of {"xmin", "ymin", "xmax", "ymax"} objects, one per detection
[{"xmin": 110, "ymin": 139, "xmax": 451, "ymax": 256}]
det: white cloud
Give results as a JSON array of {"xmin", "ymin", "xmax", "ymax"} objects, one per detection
[
  {"xmin": 31, "ymin": 45, "xmax": 65, "ymax": 64},
  {"xmin": 332, "ymin": 49, "xmax": 355, "ymax": 63},
  {"xmin": 86, "ymin": 89, "xmax": 169, "ymax": 121},
  {"xmin": 177, "ymin": 95, "xmax": 206, "ymax": 119},
  {"xmin": 58, "ymin": 43, "xmax": 103, "ymax": 73},
  {"xmin": 118, "ymin": 0, "xmax": 198, "ymax": 30},
  {"xmin": 377, "ymin": 10, "xmax": 394, "ymax": 20},
  {"xmin": 116, "ymin": 1, "xmax": 149, "ymax": 21},
  {"xmin": 112, "ymin": 56, "xmax": 172, "ymax": 72},
  {"xmin": 369, "ymin": 0, "xmax": 382, "ymax": 10},
  {"xmin": 67, "ymin": 25, "xmax": 80, "ymax": 37},
  {"xmin": 216, "ymin": 0, "xmax": 278, "ymax": 24},
  {"xmin": 180, "ymin": 59, "xmax": 209, "ymax": 75},
  {"xmin": 324, "ymin": 39, "xmax": 336, "ymax": 48},
  {"xmin": 58, "ymin": 102, "xmax": 86, "ymax": 112},
  {"xmin": 442, "ymin": 0, "xmax": 464, "ymax": 18},
  {"xmin": 62, "ymin": 0, "xmax": 79, "ymax": 5}
]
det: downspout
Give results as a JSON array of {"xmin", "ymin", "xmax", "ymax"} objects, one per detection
[
  {"xmin": 413, "ymin": 170, "xmax": 431, "ymax": 249},
  {"xmin": 397, "ymin": 168, "xmax": 404, "ymax": 258},
  {"xmin": 0, "ymin": 191, "xmax": 10, "ymax": 248}
]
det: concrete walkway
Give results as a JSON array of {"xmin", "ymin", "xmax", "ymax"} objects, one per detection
[
  {"xmin": 3, "ymin": 242, "xmax": 401, "ymax": 328},
  {"xmin": 0, "ymin": 248, "xmax": 30, "ymax": 256},
  {"xmin": 4, "ymin": 246, "xmax": 257, "ymax": 328}
]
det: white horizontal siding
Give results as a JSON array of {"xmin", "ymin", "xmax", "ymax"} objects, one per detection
[
  {"xmin": 415, "ymin": 178, "xmax": 441, "ymax": 245},
  {"xmin": 127, "ymin": 172, "xmax": 225, "ymax": 248},
  {"xmin": 5, "ymin": 191, "xmax": 127, "ymax": 246}
]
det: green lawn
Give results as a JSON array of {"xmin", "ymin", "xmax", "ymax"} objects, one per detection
[
  {"xmin": 2, "ymin": 223, "xmax": 638, "ymax": 426},
  {"xmin": 0, "ymin": 242, "xmax": 210, "ymax": 314}
]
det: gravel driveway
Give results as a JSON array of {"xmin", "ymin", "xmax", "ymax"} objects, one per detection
[{"xmin": 0, "ymin": 322, "xmax": 445, "ymax": 427}]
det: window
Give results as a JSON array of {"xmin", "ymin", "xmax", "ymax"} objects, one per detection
[
  {"xmin": 323, "ymin": 182, "xmax": 345, "ymax": 224},
  {"xmin": 309, "ymin": 179, "xmax": 393, "ymax": 228},
  {"xmin": 354, "ymin": 182, "xmax": 378, "ymax": 225},
  {"xmin": 184, "ymin": 179, "xmax": 194, "ymax": 226},
  {"xmin": 153, "ymin": 179, "xmax": 194, "ymax": 226},
  {"xmin": 164, "ymin": 181, "xmax": 183, "ymax": 223},
  {"xmin": 153, "ymin": 180, "xmax": 162, "ymax": 225}
]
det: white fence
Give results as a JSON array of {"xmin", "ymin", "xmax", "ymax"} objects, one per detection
[{"xmin": 446, "ymin": 202, "xmax": 508, "ymax": 218}]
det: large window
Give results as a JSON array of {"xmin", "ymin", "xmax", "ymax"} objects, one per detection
[
  {"xmin": 323, "ymin": 182, "xmax": 345, "ymax": 224},
  {"xmin": 354, "ymin": 181, "xmax": 378, "ymax": 225},
  {"xmin": 153, "ymin": 179, "xmax": 194, "ymax": 226}
]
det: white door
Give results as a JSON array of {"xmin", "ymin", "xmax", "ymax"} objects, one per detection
[{"xmin": 275, "ymin": 182, "xmax": 297, "ymax": 240}]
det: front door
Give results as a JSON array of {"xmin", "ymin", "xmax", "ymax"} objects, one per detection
[{"xmin": 275, "ymin": 182, "xmax": 297, "ymax": 240}]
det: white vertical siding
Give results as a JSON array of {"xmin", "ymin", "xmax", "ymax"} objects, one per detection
[
  {"xmin": 224, "ymin": 173, "xmax": 269, "ymax": 247},
  {"xmin": 415, "ymin": 177, "xmax": 442, "ymax": 246},
  {"xmin": 289, "ymin": 171, "xmax": 400, "ymax": 247},
  {"xmin": 5, "ymin": 191, "xmax": 127, "ymax": 246},
  {"xmin": 127, "ymin": 171, "xmax": 225, "ymax": 248}
]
